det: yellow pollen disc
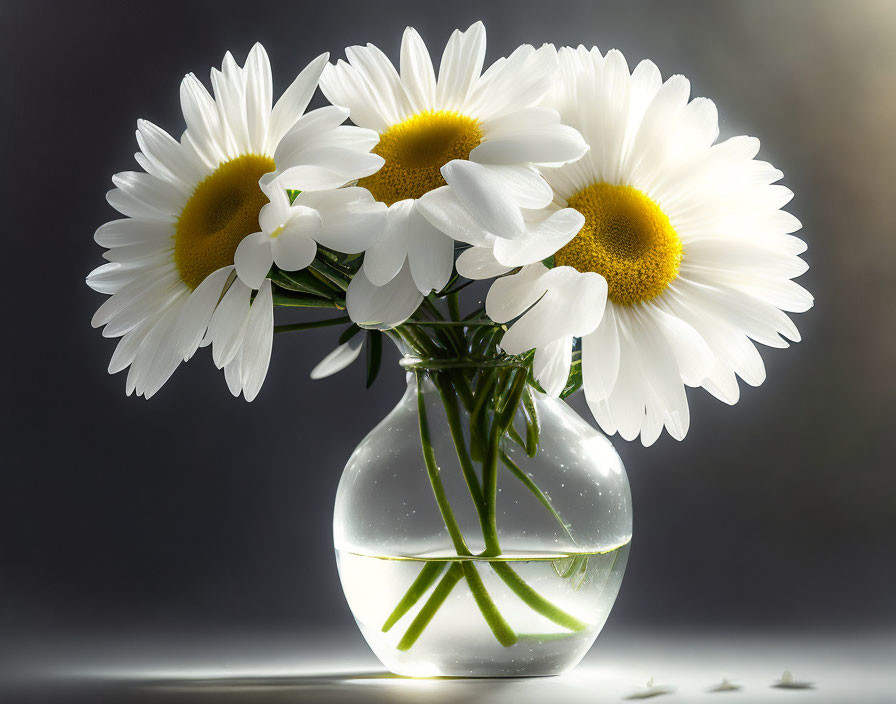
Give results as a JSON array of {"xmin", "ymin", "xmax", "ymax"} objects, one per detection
[
  {"xmin": 358, "ymin": 110, "xmax": 483, "ymax": 206},
  {"xmin": 174, "ymin": 154, "xmax": 276, "ymax": 289},
  {"xmin": 554, "ymin": 182, "xmax": 683, "ymax": 305}
]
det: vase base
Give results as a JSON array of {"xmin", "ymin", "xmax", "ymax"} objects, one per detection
[{"xmin": 373, "ymin": 650, "xmax": 586, "ymax": 679}]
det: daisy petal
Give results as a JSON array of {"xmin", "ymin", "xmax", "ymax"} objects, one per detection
[
  {"xmin": 208, "ymin": 278, "xmax": 251, "ymax": 368},
  {"xmin": 400, "ymin": 26, "xmax": 437, "ymax": 113},
  {"xmin": 582, "ymin": 308, "xmax": 621, "ymax": 402},
  {"xmin": 534, "ymin": 337, "xmax": 574, "ymax": 397},
  {"xmin": 407, "ymin": 205, "xmax": 455, "ymax": 293},
  {"xmin": 485, "ymin": 263, "xmax": 550, "ymax": 323},
  {"xmin": 172, "ymin": 266, "xmax": 234, "ymax": 360},
  {"xmin": 493, "ymin": 208, "xmax": 584, "ymax": 267},
  {"xmin": 436, "ymin": 21, "xmax": 486, "ymax": 109},
  {"xmin": 271, "ymin": 229, "xmax": 318, "ymax": 272},
  {"xmin": 499, "ymin": 267, "xmax": 606, "ymax": 354},
  {"xmin": 296, "ymin": 188, "xmax": 386, "ymax": 254},
  {"xmin": 363, "ymin": 199, "xmax": 413, "ymax": 286},
  {"xmin": 136, "ymin": 119, "xmax": 205, "ymax": 188},
  {"xmin": 346, "ymin": 263, "xmax": 422, "ymax": 329},
  {"xmin": 345, "ymin": 43, "xmax": 411, "ymax": 125},
  {"xmin": 471, "ymin": 124, "xmax": 588, "ymax": 166},
  {"xmin": 268, "ymin": 53, "xmax": 330, "ymax": 147},
  {"xmin": 234, "ymin": 231, "xmax": 274, "ymax": 289},
  {"xmin": 239, "ymin": 279, "xmax": 274, "ymax": 401},
  {"xmin": 310, "ymin": 335, "xmax": 364, "ymax": 380},
  {"xmin": 455, "ymin": 246, "xmax": 512, "ymax": 279},
  {"xmin": 94, "ymin": 218, "xmax": 172, "ymax": 248},
  {"xmin": 320, "ymin": 59, "xmax": 390, "ymax": 132},
  {"xmin": 244, "ymin": 43, "xmax": 273, "ymax": 154},
  {"xmin": 180, "ymin": 73, "xmax": 225, "ymax": 165},
  {"xmin": 441, "ymin": 160, "xmax": 525, "ymax": 238},
  {"xmin": 485, "ymin": 165, "xmax": 554, "ymax": 209},
  {"xmin": 416, "ymin": 186, "xmax": 493, "ymax": 246}
]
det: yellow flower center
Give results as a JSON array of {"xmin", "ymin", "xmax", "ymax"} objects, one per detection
[
  {"xmin": 174, "ymin": 154, "xmax": 276, "ymax": 289},
  {"xmin": 554, "ymin": 182, "xmax": 683, "ymax": 305},
  {"xmin": 358, "ymin": 110, "xmax": 483, "ymax": 206}
]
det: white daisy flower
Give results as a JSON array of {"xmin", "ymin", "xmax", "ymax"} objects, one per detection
[
  {"xmin": 317, "ymin": 21, "xmax": 588, "ymax": 328},
  {"xmin": 466, "ymin": 46, "xmax": 813, "ymax": 446},
  {"xmin": 87, "ymin": 44, "xmax": 384, "ymax": 400}
]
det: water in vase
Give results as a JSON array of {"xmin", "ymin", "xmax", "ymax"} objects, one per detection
[{"xmin": 336, "ymin": 543, "xmax": 630, "ymax": 677}]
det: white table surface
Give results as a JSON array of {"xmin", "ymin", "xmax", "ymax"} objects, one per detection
[{"xmin": 3, "ymin": 629, "xmax": 893, "ymax": 703}]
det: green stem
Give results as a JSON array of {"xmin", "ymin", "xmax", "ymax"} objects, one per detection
[
  {"xmin": 396, "ymin": 325, "xmax": 443, "ymax": 359},
  {"xmin": 271, "ymin": 292, "xmax": 343, "ymax": 308},
  {"xmin": 419, "ymin": 296, "xmax": 463, "ymax": 353},
  {"xmin": 397, "ymin": 562, "xmax": 464, "ymax": 651},
  {"xmin": 273, "ymin": 316, "xmax": 350, "ymax": 334},
  {"xmin": 420, "ymin": 295, "xmax": 445, "ymax": 321},
  {"xmin": 415, "ymin": 372, "xmax": 470, "ymax": 557},
  {"xmin": 437, "ymin": 379, "xmax": 484, "ymax": 511},
  {"xmin": 522, "ymin": 387, "xmax": 540, "ymax": 458},
  {"xmin": 490, "ymin": 562, "xmax": 588, "ymax": 632},
  {"xmin": 448, "ymin": 370, "xmax": 475, "ymax": 412},
  {"xmin": 482, "ymin": 424, "xmax": 502, "ymax": 556},
  {"xmin": 447, "ymin": 291, "xmax": 461, "ymax": 322},
  {"xmin": 461, "ymin": 562, "xmax": 517, "ymax": 647},
  {"xmin": 382, "ymin": 561, "xmax": 445, "ymax": 632},
  {"xmin": 436, "ymin": 279, "xmax": 476, "ymax": 297},
  {"xmin": 499, "ymin": 449, "xmax": 573, "ymax": 541},
  {"xmin": 480, "ymin": 370, "xmax": 529, "ymax": 555},
  {"xmin": 469, "ymin": 369, "xmax": 497, "ymax": 462}
]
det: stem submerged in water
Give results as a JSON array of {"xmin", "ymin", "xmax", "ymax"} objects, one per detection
[
  {"xmin": 462, "ymin": 562, "xmax": 518, "ymax": 647},
  {"xmin": 397, "ymin": 562, "xmax": 464, "ymax": 651},
  {"xmin": 490, "ymin": 561, "xmax": 587, "ymax": 632},
  {"xmin": 382, "ymin": 560, "xmax": 445, "ymax": 632}
]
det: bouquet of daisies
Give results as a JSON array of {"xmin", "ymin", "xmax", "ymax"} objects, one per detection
[{"xmin": 87, "ymin": 21, "xmax": 810, "ymax": 446}]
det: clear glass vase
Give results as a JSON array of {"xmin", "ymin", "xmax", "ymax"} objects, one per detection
[{"xmin": 333, "ymin": 360, "xmax": 632, "ymax": 677}]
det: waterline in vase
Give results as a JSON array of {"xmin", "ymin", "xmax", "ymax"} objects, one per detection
[{"xmin": 336, "ymin": 544, "xmax": 630, "ymax": 677}]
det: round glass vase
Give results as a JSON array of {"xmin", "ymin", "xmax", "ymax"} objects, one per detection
[{"xmin": 334, "ymin": 361, "xmax": 632, "ymax": 677}]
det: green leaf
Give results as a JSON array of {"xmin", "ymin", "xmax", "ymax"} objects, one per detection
[
  {"xmin": 269, "ymin": 268, "xmax": 336, "ymax": 298},
  {"xmin": 338, "ymin": 324, "xmax": 362, "ymax": 345},
  {"xmin": 470, "ymin": 369, "xmax": 497, "ymax": 462},
  {"xmin": 522, "ymin": 387, "xmax": 539, "ymax": 458},
  {"xmin": 315, "ymin": 246, "xmax": 362, "ymax": 275},
  {"xmin": 499, "ymin": 449, "xmax": 572, "ymax": 542},
  {"xmin": 559, "ymin": 348, "xmax": 583, "ymax": 399},
  {"xmin": 309, "ymin": 259, "xmax": 350, "ymax": 291},
  {"xmin": 551, "ymin": 554, "xmax": 589, "ymax": 590},
  {"xmin": 274, "ymin": 316, "xmax": 350, "ymax": 334},
  {"xmin": 271, "ymin": 289, "xmax": 342, "ymax": 309},
  {"xmin": 365, "ymin": 329, "xmax": 383, "ymax": 389},
  {"xmin": 287, "ymin": 189, "xmax": 301, "ymax": 204}
]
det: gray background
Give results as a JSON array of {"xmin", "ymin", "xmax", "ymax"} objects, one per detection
[{"xmin": 1, "ymin": 0, "xmax": 894, "ymax": 683}]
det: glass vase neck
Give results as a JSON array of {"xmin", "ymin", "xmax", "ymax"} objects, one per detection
[
  {"xmin": 384, "ymin": 326, "xmax": 524, "ymax": 373},
  {"xmin": 398, "ymin": 355, "xmax": 526, "ymax": 372}
]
